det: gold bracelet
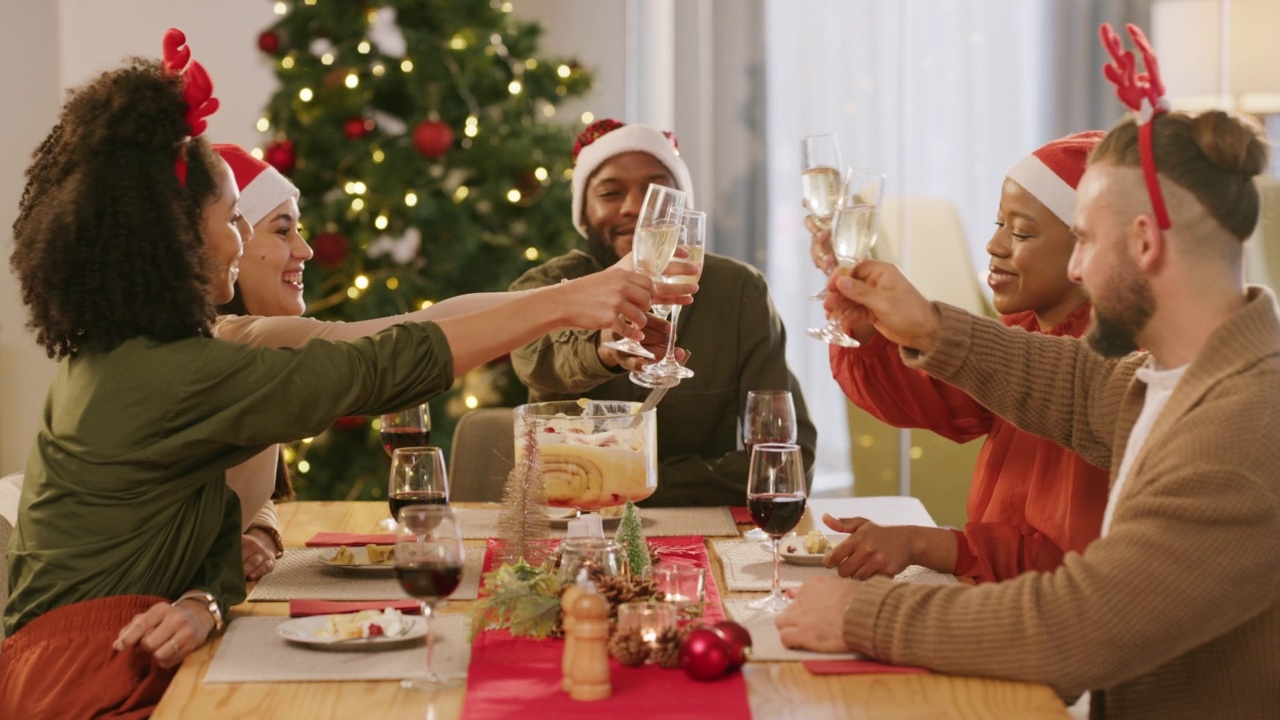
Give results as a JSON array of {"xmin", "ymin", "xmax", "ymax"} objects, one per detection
[{"xmin": 248, "ymin": 524, "xmax": 285, "ymax": 559}]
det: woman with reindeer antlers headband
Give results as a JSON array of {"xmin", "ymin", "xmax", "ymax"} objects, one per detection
[
  {"xmin": 778, "ymin": 23, "xmax": 1277, "ymax": 719},
  {"xmin": 0, "ymin": 30, "xmax": 676, "ymax": 717}
]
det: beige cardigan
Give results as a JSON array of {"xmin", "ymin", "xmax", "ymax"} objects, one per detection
[{"xmin": 843, "ymin": 287, "xmax": 1280, "ymax": 720}]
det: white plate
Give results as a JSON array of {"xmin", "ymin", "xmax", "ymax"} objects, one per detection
[
  {"xmin": 322, "ymin": 546, "xmax": 395, "ymax": 573},
  {"xmin": 277, "ymin": 615, "xmax": 425, "ymax": 650},
  {"xmin": 778, "ymin": 535, "xmax": 842, "ymax": 567},
  {"xmin": 544, "ymin": 508, "xmax": 624, "ymax": 529}
]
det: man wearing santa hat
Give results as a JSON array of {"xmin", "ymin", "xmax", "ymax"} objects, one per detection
[{"xmin": 510, "ymin": 119, "xmax": 817, "ymax": 506}]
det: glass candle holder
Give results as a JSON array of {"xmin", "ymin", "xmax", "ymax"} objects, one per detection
[
  {"xmin": 616, "ymin": 601, "xmax": 678, "ymax": 656},
  {"xmin": 653, "ymin": 564, "xmax": 705, "ymax": 609},
  {"xmin": 557, "ymin": 537, "xmax": 620, "ymax": 585}
]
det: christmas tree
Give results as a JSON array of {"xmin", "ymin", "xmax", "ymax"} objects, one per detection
[
  {"xmin": 614, "ymin": 500, "xmax": 651, "ymax": 578},
  {"xmin": 254, "ymin": 0, "xmax": 592, "ymax": 501}
]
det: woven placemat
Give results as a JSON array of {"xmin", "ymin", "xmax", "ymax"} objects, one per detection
[
  {"xmin": 204, "ymin": 614, "xmax": 470, "ymax": 683},
  {"xmin": 711, "ymin": 539, "xmax": 958, "ymax": 592},
  {"xmin": 248, "ymin": 548, "xmax": 483, "ymax": 602},
  {"xmin": 456, "ymin": 506, "xmax": 738, "ymax": 539}
]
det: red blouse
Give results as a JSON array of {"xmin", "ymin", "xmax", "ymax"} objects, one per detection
[{"xmin": 829, "ymin": 303, "xmax": 1109, "ymax": 582}]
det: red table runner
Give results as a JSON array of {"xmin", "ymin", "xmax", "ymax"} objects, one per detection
[{"xmin": 460, "ymin": 536, "xmax": 750, "ymax": 720}]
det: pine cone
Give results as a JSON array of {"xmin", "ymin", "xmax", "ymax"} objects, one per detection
[
  {"xmin": 595, "ymin": 574, "xmax": 658, "ymax": 612},
  {"xmin": 653, "ymin": 625, "xmax": 692, "ymax": 669},
  {"xmin": 608, "ymin": 629, "xmax": 649, "ymax": 667}
]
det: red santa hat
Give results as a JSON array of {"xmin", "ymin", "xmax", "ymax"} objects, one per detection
[
  {"xmin": 1004, "ymin": 131, "xmax": 1106, "ymax": 226},
  {"xmin": 570, "ymin": 119, "xmax": 694, "ymax": 238},
  {"xmin": 212, "ymin": 144, "xmax": 300, "ymax": 227}
]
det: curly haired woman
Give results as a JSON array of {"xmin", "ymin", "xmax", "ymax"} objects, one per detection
[{"xmin": 0, "ymin": 46, "xmax": 671, "ymax": 718}]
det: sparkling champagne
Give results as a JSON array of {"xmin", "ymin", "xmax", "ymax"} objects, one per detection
[
  {"xmin": 653, "ymin": 246, "xmax": 703, "ymax": 318},
  {"xmin": 632, "ymin": 222, "xmax": 681, "ymax": 276},
  {"xmin": 801, "ymin": 166, "xmax": 841, "ymax": 224},
  {"xmin": 831, "ymin": 203, "xmax": 879, "ymax": 265}
]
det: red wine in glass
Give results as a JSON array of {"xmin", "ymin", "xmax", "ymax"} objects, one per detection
[
  {"xmin": 382, "ymin": 427, "xmax": 431, "ymax": 456},
  {"xmin": 395, "ymin": 561, "xmax": 463, "ymax": 602},
  {"xmin": 748, "ymin": 494, "xmax": 807, "ymax": 537},
  {"xmin": 389, "ymin": 490, "xmax": 447, "ymax": 519}
]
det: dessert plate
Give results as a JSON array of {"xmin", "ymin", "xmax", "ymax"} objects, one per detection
[{"xmin": 277, "ymin": 615, "xmax": 424, "ymax": 650}]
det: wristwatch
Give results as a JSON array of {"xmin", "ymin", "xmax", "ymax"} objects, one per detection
[{"xmin": 174, "ymin": 590, "xmax": 224, "ymax": 634}]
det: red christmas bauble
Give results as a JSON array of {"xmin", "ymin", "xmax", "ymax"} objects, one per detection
[
  {"xmin": 678, "ymin": 627, "xmax": 732, "ymax": 681},
  {"xmin": 412, "ymin": 120, "xmax": 454, "ymax": 159},
  {"xmin": 712, "ymin": 621, "xmax": 753, "ymax": 670},
  {"xmin": 263, "ymin": 140, "xmax": 296, "ymax": 175},
  {"xmin": 311, "ymin": 230, "xmax": 349, "ymax": 269},
  {"xmin": 332, "ymin": 416, "xmax": 365, "ymax": 432},
  {"xmin": 257, "ymin": 30, "xmax": 281, "ymax": 54},
  {"xmin": 344, "ymin": 117, "xmax": 374, "ymax": 140}
]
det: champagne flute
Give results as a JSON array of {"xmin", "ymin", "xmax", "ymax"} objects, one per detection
[
  {"xmin": 806, "ymin": 167, "xmax": 886, "ymax": 348},
  {"xmin": 631, "ymin": 209, "xmax": 706, "ymax": 387},
  {"xmin": 389, "ymin": 447, "xmax": 450, "ymax": 519},
  {"xmin": 600, "ymin": 183, "xmax": 687, "ymax": 360},
  {"xmin": 745, "ymin": 443, "xmax": 807, "ymax": 612},
  {"xmin": 377, "ymin": 406, "xmax": 431, "ymax": 529},
  {"xmin": 802, "ymin": 134, "xmax": 843, "ymax": 300},
  {"xmin": 742, "ymin": 390, "xmax": 798, "ymax": 541},
  {"xmin": 394, "ymin": 505, "xmax": 465, "ymax": 690}
]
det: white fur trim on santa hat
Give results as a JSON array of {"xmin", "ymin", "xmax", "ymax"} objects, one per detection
[
  {"xmin": 571, "ymin": 123, "xmax": 694, "ymax": 238},
  {"xmin": 237, "ymin": 165, "xmax": 300, "ymax": 227},
  {"xmin": 1005, "ymin": 154, "xmax": 1076, "ymax": 227}
]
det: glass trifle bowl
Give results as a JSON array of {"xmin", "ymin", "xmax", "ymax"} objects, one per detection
[{"xmin": 513, "ymin": 400, "xmax": 657, "ymax": 512}]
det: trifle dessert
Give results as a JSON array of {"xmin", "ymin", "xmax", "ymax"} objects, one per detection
[{"xmin": 514, "ymin": 400, "xmax": 657, "ymax": 510}]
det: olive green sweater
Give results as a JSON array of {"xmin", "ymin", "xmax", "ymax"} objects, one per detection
[
  {"xmin": 5, "ymin": 322, "xmax": 453, "ymax": 636},
  {"xmin": 844, "ymin": 288, "xmax": 1280, "ymax": 719}
]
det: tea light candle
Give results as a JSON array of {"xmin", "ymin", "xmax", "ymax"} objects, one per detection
[
  {"xmin": 616, "ymin": 602, "xmax": 678, "ymax": 654},
  {"xmin": 654, "ymin": 564, "xmax": 705, "ymax": 608}
]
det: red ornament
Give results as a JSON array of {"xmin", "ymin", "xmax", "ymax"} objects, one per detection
[
  {"xmin": 678, "ymin": 627, "xmax": 732, "ymax": 681},
  {"xmin": 257, "ymin": 30, "xmax": 281, "ymax": 54},
  {"xmin": 412, "ymin": 120, "xmax": 454, "ymax": 159},
  {"xmin": 311, "ymin": 230, "xmax": 349, "ymax": 269},
  {"xmin": 263, "ymin": 139, "xmax": 296, "ymax": 175},
  {"xmin": 344, "ymin": 117, "xmax": 374, "ymax": 140},
  {"xmin": 712, "ymin": 621, "xmax": 753, "ymax": 670},
  {"xmin": 332, "ymin": 416, "xmax": 366, "ymax": 432}
]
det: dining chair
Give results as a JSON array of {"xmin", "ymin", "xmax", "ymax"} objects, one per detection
[
  {"xmin": 846, "ymin": 196, "xmax": 988, "ymax": 528},
  {"xmin": 448, "ymin": 408, "xmax": 516, "ymax": 502}
]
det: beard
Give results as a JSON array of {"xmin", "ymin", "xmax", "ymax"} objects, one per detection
[
  {"xmin": 1085, "ymin": 261, "xmax": 1155, "ymax": 357},
  {"xmin": 584, "ymin": 224, "xmax": 622, "ymax": 268}
]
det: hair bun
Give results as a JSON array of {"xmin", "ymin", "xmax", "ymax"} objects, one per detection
[{"xmin": 1190, "ymin": 110, "xmax": 1270, "ymax": 179}]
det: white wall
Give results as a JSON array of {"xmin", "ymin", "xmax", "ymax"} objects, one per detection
[
  {"xmin": 0, "ymin": 2, "xmax": 61, "ymax": 474},
  {"xmin": 0, "ymin": 0, "xmax": 280, "ymax": 473}
]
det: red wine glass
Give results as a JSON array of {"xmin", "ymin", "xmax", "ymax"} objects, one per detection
[
  {"xmin": 746, "ymin": 443, "xmax": 807, "ymax": 612},
  {"xmin": 394, "ymin": 505, "xmax": 464, "ymax": 690}
]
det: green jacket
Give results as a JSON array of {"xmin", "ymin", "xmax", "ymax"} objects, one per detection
[
  {"xmin": 509, "ymin": 250, "xmax": 816, "ymax": 506},
  {"xmin": 5, "ymin": 323, "xmax": 453, "ymax": 636}
]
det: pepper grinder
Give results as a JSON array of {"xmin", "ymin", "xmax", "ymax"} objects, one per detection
[
  {"xmin": 560, "ymin": 582, "xmax": 586, "ymax": 692},
  {"xmin": 568, "ymin": 582, "xmax": 611, "ymax": 701}
]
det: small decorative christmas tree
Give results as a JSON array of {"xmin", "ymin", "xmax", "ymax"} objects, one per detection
[
  {"xmin": 613, "ymin": 500, "xmax": 650, "ymax": 578},
  {"xmin": 495, "ymin": 416, "xmax": 551, "ymax": 566}
]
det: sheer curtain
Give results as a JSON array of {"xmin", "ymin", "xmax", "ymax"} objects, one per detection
[{"xmin": 763, "ymin": 0, "xmax": 1056, "ymax": 494}]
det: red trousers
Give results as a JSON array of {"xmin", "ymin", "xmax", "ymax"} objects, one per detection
[{"xmin": 0, "ymin": 595, "xmax": 177, "ymax": 720}]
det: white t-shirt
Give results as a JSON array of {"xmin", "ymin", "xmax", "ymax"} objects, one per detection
[{"xmin": 1101, "ymin": 362, "xmax": 1188, "ymax": 536}]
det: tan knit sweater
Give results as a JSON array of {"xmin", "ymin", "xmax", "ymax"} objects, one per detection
[{"xmin": 843, "ymin": 287, "xmax": 1280, "ymax": 720}]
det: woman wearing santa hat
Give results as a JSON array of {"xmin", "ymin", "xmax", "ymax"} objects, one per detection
[
  {"xmin": 209, "ymin": 144, "xmax": 696, "ymax": 581},
  {"xmin": 810, "ymin": 132, "xmax": 1111, "ymax": 584}
]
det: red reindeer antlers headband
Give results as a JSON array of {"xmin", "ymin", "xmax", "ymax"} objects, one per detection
[
  {"xmin": 1100, "ymin": 22, "xmax": 1172, "ymax": 230},
  {"xmin": 162, "ymin": 28, "xmax": 220, "ymax": 185}
]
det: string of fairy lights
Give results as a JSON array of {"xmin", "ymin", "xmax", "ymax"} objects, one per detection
[{"xmin": 253, "ymin": 0, "xmax": 594, "ymax": 482}]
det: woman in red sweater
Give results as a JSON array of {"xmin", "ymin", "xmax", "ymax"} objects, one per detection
[{"xmin": 813, "ymin": 132, "xmax": 1110, "ymax": 582}]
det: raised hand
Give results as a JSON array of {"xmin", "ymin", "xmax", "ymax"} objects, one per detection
[
  {"xmin": 824, "ymin": 260, "xmax": 941, "ymax": 353},
  {"xmin": 806, "ymin": 213, "xmax": 837, "ymax": 275}
]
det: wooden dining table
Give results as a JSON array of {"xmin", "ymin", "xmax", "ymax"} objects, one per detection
[{"xmin": 152, "ymin": 501, "xmax": 1071, "ymax": 720}]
